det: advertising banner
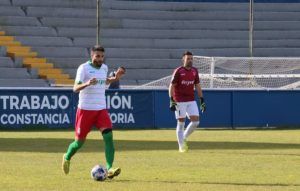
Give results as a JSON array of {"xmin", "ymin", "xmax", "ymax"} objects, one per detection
[
  {"xmin": 105, "ymin": 90, "xmax": 154, "ymax": 128},
  {"xmin": 73, "ymin": 90, "xmax": 155, "ymax": 128},
  {"xmin": 1, "ymin": 89, "xmax": 299, "ymax": 129},
  {"xmin": 0, "ymin": 89, "xmax": 74, "ymax": 128}
]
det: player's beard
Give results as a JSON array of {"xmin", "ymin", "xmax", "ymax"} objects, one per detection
[
  {"xmin": 93, "ymin": 60, "xmax": 103, "ymax": 67},
  {"xmin": 185, "ymin": 61, "xmax": 193, "ymax": 68}
]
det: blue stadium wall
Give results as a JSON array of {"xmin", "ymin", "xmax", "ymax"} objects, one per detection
[{"xmin": 0, "ymin": 89, "xmax": 299, "ymax": 129}]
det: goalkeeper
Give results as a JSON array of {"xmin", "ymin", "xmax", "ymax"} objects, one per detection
[{"xmin": 168, "ymin": 51, "xmax": 206, "ymax": 153}]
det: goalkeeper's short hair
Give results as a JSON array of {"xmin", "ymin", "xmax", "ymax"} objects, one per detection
[{"xmin": 182, "ymin": 51, "xmax": 193, "ymax": 57}]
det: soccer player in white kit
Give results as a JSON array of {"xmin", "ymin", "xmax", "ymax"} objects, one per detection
[
  {"xmin": 169, "ymin": 51, "xmax": 206, "ymax": 152},
  {"xmin": 62, "ymin": 45, "xmax": 125, "ymax": 179}
]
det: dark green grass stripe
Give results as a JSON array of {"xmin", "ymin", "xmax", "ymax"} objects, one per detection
[
  {"xmin": 114, "ymin": 179, "xmax": 300, "ymax": 187},
  {"xmin": 1, "ymin": 138, "xmax": 300, "ymax": 152}
]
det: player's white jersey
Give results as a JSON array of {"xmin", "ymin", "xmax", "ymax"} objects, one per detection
[{"xmin": 75, "ymin": 61, "xmax": 108, "ymax": 110}]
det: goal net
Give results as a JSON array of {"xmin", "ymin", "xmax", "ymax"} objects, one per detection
[{"xmin": 137, "ymin": 56, "xmax": 300, "ymax": 90}]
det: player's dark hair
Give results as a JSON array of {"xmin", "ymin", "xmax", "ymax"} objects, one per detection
[
  {"xmin": 182, "ymin": 51, "xmax": 193, "ymax": 57},
  {"xmin": 91, "ymin": 45, "xmax": 105, "ymax": 52}
]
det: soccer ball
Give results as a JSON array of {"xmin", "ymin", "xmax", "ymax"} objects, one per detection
[{"xmin": 91, "ymin": 165, "xmax": 107, "ymax": 181}]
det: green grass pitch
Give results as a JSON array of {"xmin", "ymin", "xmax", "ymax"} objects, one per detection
[{"xmin": 0, "ymin": 129, "xmax": 300, "ymax": 191}]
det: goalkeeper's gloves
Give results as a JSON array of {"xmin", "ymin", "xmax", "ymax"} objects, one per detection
[
  {"xmin": 199, "ymin": 97, "xmax": 206, "ymax": 113},
  {"xmin": 169, "ymin": 97, "xmax": 177, "ymax": 111}
]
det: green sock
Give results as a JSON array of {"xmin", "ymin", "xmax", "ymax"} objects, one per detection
[
  {"xmin": 102, "ymin": 131, "xmax": 115, "ymax": 170},
  {"xmin": 65, "ymin": 140, "xmax": 84, "ymax": 161}
]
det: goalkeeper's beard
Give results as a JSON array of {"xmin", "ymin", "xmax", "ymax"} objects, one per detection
[{"xmin": 185, "ymin": 61, "xmax": 193, "ymax": 68}]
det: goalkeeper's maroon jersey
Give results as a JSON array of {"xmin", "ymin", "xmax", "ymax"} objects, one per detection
[{"xmin": 171, "ymin": 66, "xmax": 200, "ymax": 102}]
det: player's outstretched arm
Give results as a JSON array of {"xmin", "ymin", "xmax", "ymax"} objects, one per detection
[{"xmin": 106, "ymin": 67, "xmax": 125, "ymax": 85}]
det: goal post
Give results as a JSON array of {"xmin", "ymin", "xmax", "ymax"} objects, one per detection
[{"xmin": 138, "ymin": 56, "xmax": 300, "ymax": 90}]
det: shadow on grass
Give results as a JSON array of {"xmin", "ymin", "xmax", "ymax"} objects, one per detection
[
  {"xmin": 0, "ymin": 137, "xmax": 300, "ymax": 153},
  {"xmin": 115, "ymin": 179, "xmax": 300, "ymax": 187}
]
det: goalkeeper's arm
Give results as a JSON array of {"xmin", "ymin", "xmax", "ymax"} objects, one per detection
[
  {"xmin": 168, "ymin": 83, "xmax": 177, "ymax": 111},
  {"xmin": 195, "ymin": 83, "xmax": 206, "ymax": 112}
]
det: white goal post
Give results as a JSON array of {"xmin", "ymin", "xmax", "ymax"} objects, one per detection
[{"xmin": 138, "ymin": 56, "xmax": 300, "ymax": 90}]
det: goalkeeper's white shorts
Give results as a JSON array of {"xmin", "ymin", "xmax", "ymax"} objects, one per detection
[{"xmin": 175, "ymin": 101, "xmax": 199, "ymax": 119}]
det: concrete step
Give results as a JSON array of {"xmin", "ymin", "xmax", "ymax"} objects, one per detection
[
  {"xmin": 0, "ymin": 6, "xmax": 25, "ymax": 16},
  {"xmin": 74, "ymin": 37, "xmax": 249, "ymax": 49},
  {"xmin": 0, "ymin": 0, "xmax": 11, "ymax": 6},
  {"xmin": 104, "ymin": 48, "xmax": 249, "ymax": 58},
  {"xmin": 0, "ymin": 26, "xmax": 57, "ymax": 36},
  {"xmin": 23, "ymin": 57, "xmax": 47, "ymax": 64},
  {"xmin": 8, "ymin": 51, "xmax": 38, "ymax": 58},
  {"xmin": 104, "ymin": 1, "xmax": 300, "ymax": 12},
  {"xmin": 116, "ymin": 19, "xmax": 300, "ymax": 30},
  {"xmin": 38, "ymin": 68, "xmax": 63, "ymax": 75},
  {"xmin": 7, "ymin": 46, "xmax": 32, "ymax": 52},
  {"xmin": 0, "ymin": 41, "xmax": 21, "ymax": 46},
  {"xmin": 31, "ymin": 46, "xmax": 89, "ymax": 58},
  {"xmin": 103, "ymin": 9, "xmax": 300, "ymax": 21},
  {"xmin": 52, "ymin": 78, "xmax": 74, "ymax": 85},
  {"xmin": 23, "ymin": 62, "xmax": 54, "ymax": 68},
  {"xmin": 102, "ymin": 9, "xmax": 249, "ymax": 21},
  {"xmin": 105, "ymin": 58, "xmax": 180, "ymax": 69},
  {"xmin": 41, "ymin": 17, "xmax": 121, "ymax": 28},
  {"xmin": 0, "ymin": 16, "xmax": 41, "ymax": 26},
  {"xmin": 0, "ymin": 36, "xmax": 15, "ymax": 41},
  {"xmin": 39, "ymin": 73, "xmax": 70, "ymax": 79},
  {"xmin": 0, "ymin": 67, "xmax": 31, "ymax": 79},
  {"xmin": 48, "ymin": 57, "xmax": 86, "ymax": 68},
  {"xmin": 50, "ymin": 57, "xmax": 179, "ymax": 69},
  {"xmin": 57, "ymin": 28, "xmax": 300, "ymax": 40},
  {"xmin": 102, "ymin": 1, "xmax": 249, "ymax": 11},
  {"xmin": 12, "ymin": 0, "xmax": 96, "ymax": 8},
  {"xmin": 0, "ymin": 57, "xmax": 15, "ymax": 67},
  {"xmin": 27, "ymin": 6, "xmax": 96, "ymax": 18},
  {"xmin": 15, "ymin": 36, "xmax": 73, "ymax": 46},
  {"xmin": 253, "ymin": 47, "xmax": 300, "ymax": 57},
  {"xmin": 0, "ymin": 47, "xmax": 7, "ymax": 56},
  {"xmin": 0, "ymin": 79, "xmax": 49, "ymax": 87}
]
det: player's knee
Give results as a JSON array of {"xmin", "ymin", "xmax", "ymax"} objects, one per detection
[
  {"xmin": 177, "ymin": 118, "xmax": 185, "ymax": 122},
  {"xmin": 176, "ymin": 121, "xmax": 185, "ymax": 131},
  {"xmin": 191, "ymin": 121, "xmax": 199, "ymax": 128},
  {"xmin": 102, "ymin": 128, "xmax": 112, "ymax": 135},
  {"xmin": 102, "ymin": 129, "xmax": 112, "ymax": 134}
]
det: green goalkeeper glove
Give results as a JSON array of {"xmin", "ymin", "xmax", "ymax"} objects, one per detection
[
  {"xmin": 200, "ymin": 97, "xmax": 206, "ymax": 113},
  {"xmin": 169, "ymin": 97, "xmax": 177, "ymax": 111}
]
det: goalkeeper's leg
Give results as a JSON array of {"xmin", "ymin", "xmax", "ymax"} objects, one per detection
[
  {"xmin": 183, "ymin": 120, "xmax": 199, "ymax": 140},
  {"xmin": 175, "ymin": 102, "xmax": 188, "ymax": 152},
  {"xmin": 184, "ymin": 102, "xmax": 200, "ymax": 140},
  {"xmin": 176, "ymin": 121, "xmax": 185, "ymax": 152}
]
